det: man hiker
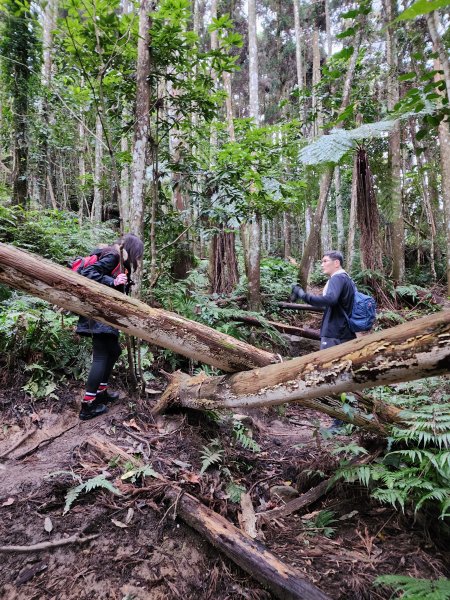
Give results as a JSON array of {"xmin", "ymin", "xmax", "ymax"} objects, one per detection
[{"xmin": 290, "ymin": 250, "xmax": 356, "ymax": 431}]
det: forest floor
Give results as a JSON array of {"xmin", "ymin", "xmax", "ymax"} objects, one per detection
[{"xmin": 0, "ymin": 376, "xmax": 449, "ymax": 600}]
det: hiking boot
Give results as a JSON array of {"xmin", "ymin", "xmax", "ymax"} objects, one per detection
[
  {"xmin": 96, "ymin": 389, "xmax": 120, "ymax": 404},
  {"xmin": 79, "ymin": 400, "xmax": 108, "ymax": 420}
]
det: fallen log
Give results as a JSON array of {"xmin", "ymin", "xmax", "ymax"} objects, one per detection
[
  {"xmin": 0, "ymin": 243, "xmax": 277, "ymax": 372},
  {"xmin": 0, "ymin": 244, "xmax": 424, "ymax": 429},
  {"xmin": 232, "ymin": 314, "xmax": 320, "ymax": 340},
  {"xmin": 164, "ymin": 487, "xmax": 331, "ymax": 600},
  {"xmin": 277, "ymin": 302, "xmax": 324, "ymax": 313},
  {"xmin": 87, "ymin": 436, "xmax": 331, "ymax": 600},
  {"xmin": 257, "ymin": 452, "xmax": 381, "ymax": 521},
  {"xmin": 152, "ymin": 310, "xmax": 450, "ymax": 433}
]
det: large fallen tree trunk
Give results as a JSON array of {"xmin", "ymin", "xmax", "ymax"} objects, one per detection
[
  {"xmin": 0, "ymin": 244, "xmax": 442, "ymax": 433},
  {"xmin": 0, "ymin": 243, "xmax": 277, "ymax": 372},
  {"xmin": 153, "ymin": 310, "xmax": 450, "ymax": 433}
]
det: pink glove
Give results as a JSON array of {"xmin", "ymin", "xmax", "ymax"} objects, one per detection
[{"xmin": 113, "ymin": 273, "xmax": 127, "ymax": 286}]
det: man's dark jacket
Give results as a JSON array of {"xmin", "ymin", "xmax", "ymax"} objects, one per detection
[
  {"xmin": 303, "ymin": 273, "xmax": 356, "ymax": 340},
  {"xmin": 76, "ymin": 251, "xmax": 123, "ymax": 337}
]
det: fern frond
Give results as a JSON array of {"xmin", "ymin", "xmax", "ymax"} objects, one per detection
[
  {"xmin": 232, "ymin": 422, "xmax": 261, "ymax": 453},
  {"xmin": 374, "ymin": 575, "xmax": 450, "ymax": 600},
  {"xmin": 63, "ymin": 474, "xmax": 122, "ymax": 515},
  {"xmin": 121, "ymin": 465, "xmax": 161, "ymax": 483},
  {"xmin": 299, "ymin": 103, "xmax": 435, "ymax": 166},
  {"xmin": 226, "ymin": 481, "xmax": 246, "ymax": 503},
  {"xmin": 200, "ymin": 440, "xmax": 224, "ymax": 474}
]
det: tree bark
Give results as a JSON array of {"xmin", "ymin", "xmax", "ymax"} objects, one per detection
[
  {"xmin": 164, "ymin": 488, "xmax": 331, "ymax": 600},
  {"xmin": 292, "ymin": 0, "xmax": 304, "ymax": 122},
  {"xmin": 247, "ymin": 0, "xmax": 262, "ymax": 312},
  {"xmin": 130, "ymin": 0, "xmax": 151, "ymax": 242},
  {"xmin": 153, "ymin": 310, "xmax": 450, "ymax": 434},
  {"xmin": 92, "ymin": 113, "xmax": 103, "ymax": 222},
  {"xmin": 335, "ymin": 167, "xmax": 345, "ymax": 254},
  {"xmin": 298, "ymin": 32, "xmax": 361, "ymax": 286},
  {"xmin": 248, "ymin": 212, "xmax": 262, "ymax": 311},
  {"xmin": 384, "ymin": 0, "xmax": 405, "ymax": 283},
  {"xmin": 0, "ymin": 244, "xmax": 277, "ymax": 372}
]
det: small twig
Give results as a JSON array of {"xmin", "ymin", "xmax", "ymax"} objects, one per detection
[
  {"xmin": 0, "ymin": 427, "xmax": 38, "ymax": 459},
  {"xmin": 0, "ymin": 533, "xmax": 99, "ymax": 554}
]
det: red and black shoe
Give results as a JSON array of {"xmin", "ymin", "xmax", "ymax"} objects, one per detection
[
  {"xmin": 79, "ymin": 400, "xmax": 108, "ymax": 420},
  {"xmin": 96, "ymin": 389, "xmax": 120, "ymax": 404}
]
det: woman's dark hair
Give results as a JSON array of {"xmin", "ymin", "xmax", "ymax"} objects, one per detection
[
  {"xmin": 100, "ymin": 234, "xmax": 144, "ymax": 272},
  {"xmin": 119, "ymin": 234, "xmax": 144, "ymax": 271}
]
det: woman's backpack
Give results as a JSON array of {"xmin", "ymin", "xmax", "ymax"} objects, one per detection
[{"xmin": 69, "ymin": 251, "xmax": 120, "ymax": 276}]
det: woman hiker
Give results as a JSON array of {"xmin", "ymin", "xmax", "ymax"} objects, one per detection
[{"xmin": 76, "ymin": 233, "xmax": 144, "ymax": 420}]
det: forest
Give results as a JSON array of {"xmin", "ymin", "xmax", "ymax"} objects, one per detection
[{"xmin": 0, "ymin": 0, "xmax": 449, "ymax": 598}]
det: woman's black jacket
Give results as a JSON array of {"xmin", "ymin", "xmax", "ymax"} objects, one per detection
[{"xmin": 76, "ymin": 250, "xmax": 124, "ymax": 337}]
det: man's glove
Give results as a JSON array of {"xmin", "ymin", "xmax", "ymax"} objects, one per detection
[{"xmin": 290, "ymin": 284, "xmax": 306, "ymax": 302}]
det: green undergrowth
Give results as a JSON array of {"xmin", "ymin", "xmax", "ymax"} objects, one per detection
[{"xmin": 333, "ymin": 378, "xmax": 450, "ymax": 521}]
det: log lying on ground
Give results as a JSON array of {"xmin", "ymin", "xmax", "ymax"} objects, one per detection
[
  {"xmin": 164, "ymin": 488, "xmax": 331, "ymax": 600},
  {"xmin": 0, "ymin": 243, "xmax": 277, "ymax": 372},
  {"xmin": 87, "ymin": 436, "xmax": 331, "ymax": 600},
  {"xmin": 153, "ymin": 310, "xmax": 450, "ymax": 434}
]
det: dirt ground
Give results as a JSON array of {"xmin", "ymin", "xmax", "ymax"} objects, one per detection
[{"xmin": 0, "ymin": 381, "xmax": 449, "ymax": 600}]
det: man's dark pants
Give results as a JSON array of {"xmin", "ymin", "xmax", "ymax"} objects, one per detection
[{"xmin": 320, "ymin": 337, "xmax": 345, "ymax": 428}]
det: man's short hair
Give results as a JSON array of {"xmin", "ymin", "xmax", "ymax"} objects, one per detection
[{"xmin": 324, "ymin": 250, "xmax": 344, "ymax": 266}]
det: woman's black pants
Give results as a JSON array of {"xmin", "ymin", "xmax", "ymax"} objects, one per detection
[{"xmin": 85, "ymin": 334, "xmax": 122, "ymax": 394}]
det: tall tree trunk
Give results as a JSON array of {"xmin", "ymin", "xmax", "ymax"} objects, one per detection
[
  {"xmin": 298, "ymin": 33, "xmax": 361, "ymax": 286},
  {"xmin": 247, "ymin": 0, "xmax": 261, "ymax": 311},
  {"xmin": 283, "ymin": 212, "xmax": 291, "ymax": 258},
  {"xmin": 426, "ymin": 14, "xmax": 450, "ymax": 295},
  {"xmin": 130, "ymin": 0, "xmax": 151, "ymax": 242},
  {"xmin": 78, "ymin": 120, "xmax": 87, "ymax": 222},
  {"xmin": 293, "ymin": 0, "xmax": 304, "ymax": 121},
  {"xmin": 335, "ymin": 167, "xmax": 345, "ymax": 253},
  {"xmin": 248, "ymin": 0, "xmax": 259, "ymax": 122},
  {"xmin": 385, "ymin": 0, "xmax": 405, "ymax": 283},
  {"xmin": 426, "ymin": 11, "xmax": 450, "ymax": 100},
  {"xmin": 120, "ymin": 114, "xmax": 130, "ymax": 232},
  {"xmin": 209, "ymin": 226, "xmax": 239, "ymax": 294},
  {"xmin": 41, "ymin": 0, "xmax": 57, "ymax": 209},
  {"xmin": 311, "ymin": 28, "xmax": 322, "ymax": 137},
  {"xmin": 248, "ymin": 212, "xmax": 262, "ymax": 311},
  {"xmin": 130, "ymin": 0, "xmax": 151, "ymax": 294},
  {"xmin": 92, "ymin": 114, "xmax": 103, "ymax": 222}
]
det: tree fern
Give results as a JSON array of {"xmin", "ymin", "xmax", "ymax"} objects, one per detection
[
  {"xmin": 63, "ymin": 474, "xmax": 122, "ymax": 515},
  {"xmin": 299, "ymin": 103, "xmax": 435, "ymax": 165},
  {"xmin": 374, "ymin": 575, "xmax": 450, "ymax": 600}
]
